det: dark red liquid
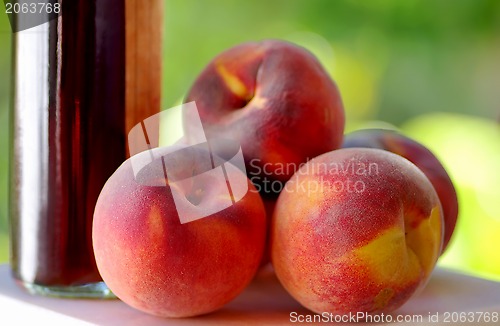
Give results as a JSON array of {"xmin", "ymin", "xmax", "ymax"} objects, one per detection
[{"xmin": 11, "ymin": 0, "xmax": 128, "ymax": 286}]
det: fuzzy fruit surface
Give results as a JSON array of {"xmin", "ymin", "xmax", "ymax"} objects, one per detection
[
  {"xmin": 343, "ymin": 129, "xmax": 458, "ymax": 252},
  {"xmin": 271, "ymin": 148, "xmax": 443, "ymax": 315},
  {"xmin": 185, "ymin": 40, "xmax": 345, "ymax": 185},
  {"xmin": 93, "ymin": 146, "xmax": 267, "ymax": 318}
]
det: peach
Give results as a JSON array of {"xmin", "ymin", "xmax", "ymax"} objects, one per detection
[
  {"xmin": 92, "ymin": 145, "xmax": 266, "ymax": 318},
  {"xmin": 343, "ymin": 129, "xmax": 458, "ymax": 252},
  {"xmin": 271, "ymin": 148, "xmax": 443, "ymax": 315},
  {"xmin": 184, "ymin": 40, "xmax": 345, "ymax": 188}
]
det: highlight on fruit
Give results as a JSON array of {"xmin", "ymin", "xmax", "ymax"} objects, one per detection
[{"xmin": 91, "ymin": 39, "xmax": 457, "ymax": 319}]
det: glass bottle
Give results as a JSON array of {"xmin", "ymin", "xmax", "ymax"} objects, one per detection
[{"xmin": 9, "ymin": 0, "xmax": 163, "ymax": 298}]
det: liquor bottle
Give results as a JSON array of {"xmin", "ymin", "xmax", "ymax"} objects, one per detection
[{"xmin": 9, "ymin": 0, "xmax": 163, "ymax": 297}]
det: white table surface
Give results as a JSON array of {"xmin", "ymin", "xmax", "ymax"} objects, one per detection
[{"xmin": 0, "ymin": 264, "xmax": 499, "ymax": 325}]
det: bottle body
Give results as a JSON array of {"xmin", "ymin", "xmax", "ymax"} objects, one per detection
[{"xmin": 10, "ymin": 0, "xmax": 162, "ymax": 298}]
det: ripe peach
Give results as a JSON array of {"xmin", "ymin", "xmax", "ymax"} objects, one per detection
[
  {"xmin": 343, "ymin": 129, "xmax": 458, "ymax": 252},
  {"xmin": 271, "ymin": 148, "xmax": 443, "ymax": 315},
  {"xmin": 184, "ymin": 40, "xmax": 345, "ymax": 186},
  {"xmin": 92, "ymin": 145, "xmax": 266, "ymax": 318}
]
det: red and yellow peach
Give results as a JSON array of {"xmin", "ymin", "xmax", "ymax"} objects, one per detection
[
  {"xmin": 343, "ymin": 129, "xmax": 458, "ymax": 252},
  {"xmin": 93, "ymin": 146, "xmax": 267, "ymax": 318},
  {"xmin": 271, "ymin": 148, "xmax": 443, "ymax": 315},
  {"xmin": 184, "ymin": 40, "xmax": 345, "ymax": 185}
]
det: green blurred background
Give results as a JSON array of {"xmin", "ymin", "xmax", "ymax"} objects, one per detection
[{"xmin": 0, "ymin": 0, "xmax": 499, "ymax": 280}]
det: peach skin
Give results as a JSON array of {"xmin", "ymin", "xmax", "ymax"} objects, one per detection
[
  {"xmin": 93, "ymin": 145, "xmax": 266, "ymax": 318},
  {"xmin": 343, "ymin": 129, "xmax": 458, "ymax": 252},
  {"xmin": 184, "ymin": 40, "xmax": 345, "ymax": 189},
  {"xmin": 271, "ymin": 148, "xmax": 444, "ymax": 315}
]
